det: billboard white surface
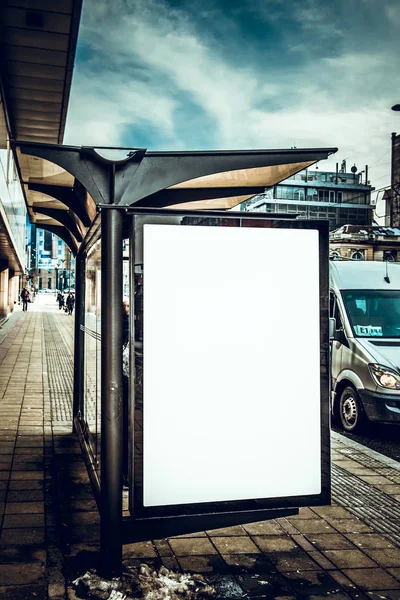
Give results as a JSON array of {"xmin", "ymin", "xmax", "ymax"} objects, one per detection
[{"xmin": 143, "ymin": 224, "xmax": 321, "ymax": 507}]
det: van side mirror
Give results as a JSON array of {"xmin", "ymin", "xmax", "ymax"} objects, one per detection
[{"xmin": 329, "ymin": 318, "xmax": 336, "ymax": 340}]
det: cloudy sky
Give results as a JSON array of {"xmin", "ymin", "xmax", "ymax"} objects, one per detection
[{"xmin": 64, "ymin": 0, "xmax": 400, "ymax": 215}]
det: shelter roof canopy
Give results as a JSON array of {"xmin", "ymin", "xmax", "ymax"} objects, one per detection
[{"xmin": 13, "ymin": 141, "xmax": 337, "ymax": 254}]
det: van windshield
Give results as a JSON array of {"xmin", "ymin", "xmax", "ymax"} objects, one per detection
[{"xmin": 342, "ymin": 290, "xmax": 400, "ymax": 338}]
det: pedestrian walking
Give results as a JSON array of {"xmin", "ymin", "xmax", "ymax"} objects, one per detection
[
  {"xmin": 20, "ymin": 287, "xmax": 30, "ymax": 311},
  {"xmin": 66, "ymin": 292, "xmax": 75, "ymax": 315},
  {"xmin": 57, "ymin": 291, "xmax": 65, "ymax": 310}
]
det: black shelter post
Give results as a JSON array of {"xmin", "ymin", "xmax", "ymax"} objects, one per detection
[
  {"xmin": 73, "ymin": 253, "xmax": 85, "ymax": 428},
  {"xmin": 100, "ymin": 206, "xmax": 124, "ymax": 576}
]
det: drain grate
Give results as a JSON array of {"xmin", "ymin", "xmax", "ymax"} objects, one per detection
[{"xmin": 332, "ymin": 463, "xmax": 400, "ymax": 546}]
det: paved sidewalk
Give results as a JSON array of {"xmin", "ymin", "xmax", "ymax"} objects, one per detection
[{"xmin": 0, "ymin": 298, "xmax": 400, "ymax": 599}]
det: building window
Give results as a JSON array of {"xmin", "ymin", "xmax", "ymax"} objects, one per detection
[
  {"xmin": 384, "ymin": 252, "xmax": 395, "ymax": 262},
  {"xmin": 330, "ymin": 251, "xmax": 341, "ymax": 260},
  {"xmin": 337, "ymin": 191, "xmax": 343, "ymax": 203},
  {"xmin": 318, "ymin": 190, "xmax": 329, "ymax": 202},
  {"xmin": 352, "ymin": 251, "xmax": 364, "ymax": 261},
  {"xmin": 329, "ymin": 191, "xmax": 335, "ymax": 203}
]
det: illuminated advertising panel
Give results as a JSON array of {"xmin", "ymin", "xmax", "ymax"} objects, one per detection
[{"xmin": 143, "ymin": 223, "xmax": 322, "ymax": 508}]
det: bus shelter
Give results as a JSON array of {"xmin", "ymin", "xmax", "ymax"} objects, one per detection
[{"xmin": 13, "ymin": 141, "xmax": 337, "ymax": 575}]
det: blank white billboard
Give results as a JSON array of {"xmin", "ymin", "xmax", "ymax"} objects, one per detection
[{"xmin": 143, "ymin": 224, "xmax": 321, "ymax": 507}]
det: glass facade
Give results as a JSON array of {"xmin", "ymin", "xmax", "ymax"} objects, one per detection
[
  {"xmin": 260, "ymin": 203, "xmax": 370, "ymax": 228},
  {"xmin": 0, "ymin": 142, "xmax": 26, "ymax": 268}
]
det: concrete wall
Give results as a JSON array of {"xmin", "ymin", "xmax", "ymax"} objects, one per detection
[{"xmin": 0, "ymin": 268, "xmax": 9, "ymax": 318}]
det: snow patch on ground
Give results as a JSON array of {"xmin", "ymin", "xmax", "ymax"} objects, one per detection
[{"xmin": 72, "ymin": 564, "xmax": 216, "ymax": 600}]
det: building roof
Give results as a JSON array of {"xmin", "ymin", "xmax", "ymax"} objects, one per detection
[
  {"xmin": 0, "ymin": 0, "xmax": 83, "ymax": 144},
  {"xmin": 330, "ymin": 224, "xmax": 400, "ymax": 240}
]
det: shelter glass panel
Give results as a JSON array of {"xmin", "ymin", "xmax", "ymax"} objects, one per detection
[{"xmin": 84, "ymin": 238, "xmax": 102, "ymax": 474}]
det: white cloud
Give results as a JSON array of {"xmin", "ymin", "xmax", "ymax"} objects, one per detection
[{"xmin": 65, "ymin": 0, "xmax": 399, "ymax": 196}]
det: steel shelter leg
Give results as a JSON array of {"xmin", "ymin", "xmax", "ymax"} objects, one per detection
[{"xmin": 100, "ymin": 208, "xmax": 124, "ymax": 576}]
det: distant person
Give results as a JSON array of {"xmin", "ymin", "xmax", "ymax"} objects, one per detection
[
  {"xmin": 20, "ymin": 288, "xmax": 30, "ymax": 312},
  {"xmin": 57, "ymin": 291, "xmax": 65, "ymax": 310},
  {"xmin": 66, "ymin": 292, "xmax": 75, "ymax": 316}
]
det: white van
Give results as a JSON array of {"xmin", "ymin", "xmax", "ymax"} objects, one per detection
[{"xmin": 330, "ymin": 260, "xmax": 400, "ymax": 432}]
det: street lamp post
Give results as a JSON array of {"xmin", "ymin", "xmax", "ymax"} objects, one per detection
[{"xmin": 55, "ymin": 262, "xmax": 61, "ymax": 291}]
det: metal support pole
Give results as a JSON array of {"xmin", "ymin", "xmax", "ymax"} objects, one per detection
[
  {"xmin": 73, "ymin": 254, "xmax": 86, "ymax": 428},
  {"xmin": 100, "ymin": 207, "xmax": 124, "ymax": 577}
]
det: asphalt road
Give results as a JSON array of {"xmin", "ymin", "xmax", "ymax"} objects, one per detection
[{"xmin": 332, "ymin": 422, "xmax": 400, "ymax": 462}]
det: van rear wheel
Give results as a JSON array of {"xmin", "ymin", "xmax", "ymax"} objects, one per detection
[{"xmin": 339, "ymin": 386, "xmax": 365, "ymax": 433}]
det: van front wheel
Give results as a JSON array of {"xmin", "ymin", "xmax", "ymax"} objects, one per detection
[{"xmin": 339, "ymin": 386, "xmax": 365, "ymax": 433}]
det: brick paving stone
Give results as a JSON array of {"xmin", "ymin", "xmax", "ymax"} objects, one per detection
[
  {"xmin": 5, "ymin": 502, "xmax": 44, "ymax": 514},
  {"xmin": 0, "ymin": 527, "xmax": 45, "ymax": 545},
  {"xmin": 377, "ymin": 485, "xmax": 400, "ymax": 494},
  {"xmin": 286, "ymin": 519, "xmax": 337, "ymax": 534},
  {"xmin": 343, "ymin": 568, "xmax": 400, "ymax": 590},
  {"xmin": 221, "ymin": 553, "xmax": 275, "ymax": 573},
  {"xmin": 305, "ymin": 533, "xmax": 357, "ymax": 551},
  {"xmin": 312, "ymin": 506, "xmax": 355, "ymax": 519},
  {"xmin": 3, "ymin": 514, "xmax": 45, "ymax": 528},
  {"xmin": 0, "ymin": 584, "xmax": 47, "ymax": 599},
  {"xmin": 308, "ymin": 550, "xmax": 338, "ymax": 571},
  {"xmin": 363, "ymin": 549, "xmax": 400, "ymax": 568},
  {"xmin": 206, "ymin": 525, "xmax": 246, "ymax": 536},
  {"xmin": 243, "ymin": 520, "xmax": 285, "ymax": 535},
  {"xmin": 345, "ymin": 534, "xmax": 396, "ymax": 549},
  {"xmin": 236, "ymin": 571, "xmax": 294, "ymax": 597},
  {"xmin": 8, "ymin": 480, "xmax": 43, "ymax": 490},
  {"xmin": 160, "ymin": 556, "xmax": 180, "ymax": 570},
  {"xmin": 357, "ymin": 475, "xmax": 395, "ymax": 485},
  {"xmin": 211, "ymin": 536, "xmax": 261, "ymax": 554},
  {"xmin": 122, "ymin": 541, "xmax": 157, "ymax": 558},
  {"xmin": 323, "ymin": 550, "xmax": 376, "ymax": 569},
  {"xmin": 177, "ymin": 555, "xmax": 228, "ymax": 573},
  {"xmin": 282, "ymin": 569, "xmax": 345, "ymax": 596},
  {"xmin": 288, "ymin": 507, "xmax": 317, "ymax": 519},
  {"xmin": 367, "ymin": 592, "xmax": 400, "ymax": 600},
  {"xmin": 267, "ymin": 550, "xmax": 321, "ymax": 572},
  {"xmin": 326, "ymin": 519, "xmax": 374, "ymax": 534},
  {"xmin": 153, "ymin": 539, "xmax": 173, "ymax": 556},
  {"xmin": 0, "ymin": 545, "xmax": 46, "ymax": 563},
  {"xmin": 10, "ymin": 472, "xmax": 44, "ymax": 481},
  {"xmin": 389, "ymin": 568, "xmax": 400, "ymax": 580},
  {"xmin": 7, "ymin": 490, "xmax": 44, "ymax": 502},
  {"xmin": 168, "ymin": 537, "xmax": 218, "ymax": 556},
  {"xmin": 252, "ymin": 535, "xmax": 299, "ymax": 553},
  {"xmin": 0, "ymin": 562, "xmax": 44, "ymax": 584}
]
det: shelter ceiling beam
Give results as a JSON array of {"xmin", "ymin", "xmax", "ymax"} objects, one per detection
[
  {"xmin": 28, "ymin": 182, "xmax": 93, "ymax": 227},
  {"xmin": 32, "ymin": 206, "xmax": 84, "ymax": 242},
  {"xmin": 134, "ymin": 186, "xmax": 266, "ymax": 208},
  {"xmin": 34, "ymin": 224, "xmax": 78, "ymax": 255}
]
